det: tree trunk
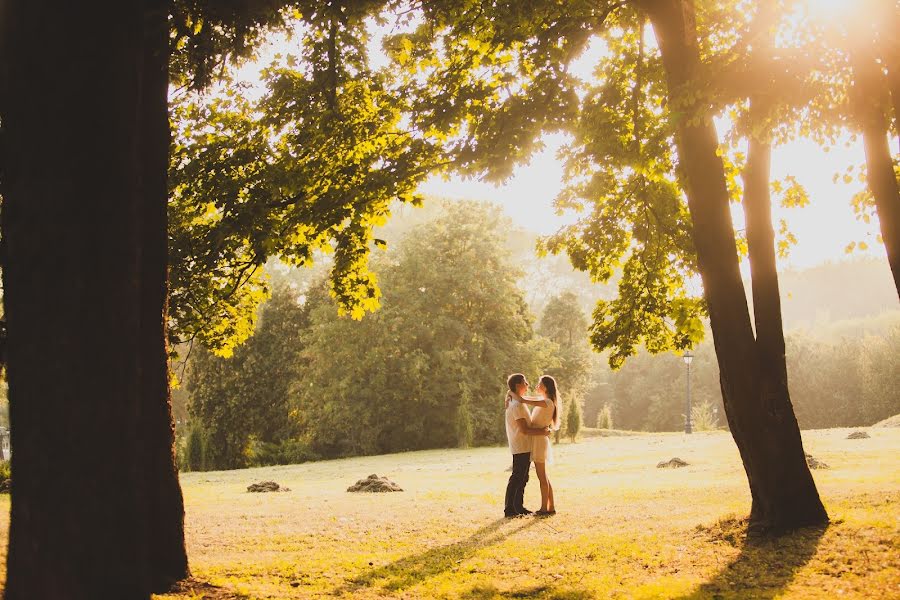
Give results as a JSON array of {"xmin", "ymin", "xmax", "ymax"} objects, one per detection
[
  {"xmin": 851, "ymin": 47, "xmax": 900, "ymax": 299},
  {"xmin": 2, "ymin": 0, "xmax": 189, "ymax": 596},
  {"xmin": 743, "ymin": 1, "xmax": 791, "ymax": 408},
  {"xmin": 1, "ymin": 2, "xmax": 151, "ymax": 598},
  {"xmin": 640, "ymin": 0, "xmax": 827, "ymax": 533},
  {"xmin": 138, "ymin": 0, "xmax": 190, "ymax": 590}
]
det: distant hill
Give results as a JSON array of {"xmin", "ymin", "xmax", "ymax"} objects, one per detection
[{"xmin": 777, "ymin": 258, "xmax": 898, "ymax": 329}]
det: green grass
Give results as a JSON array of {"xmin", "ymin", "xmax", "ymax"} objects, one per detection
[{"xmin": 1, "ymin": 428, "xmax": 898, "ymax": 598}]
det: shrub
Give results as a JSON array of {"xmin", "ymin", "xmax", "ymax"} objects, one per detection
[
  {"xmin": 250, "ymin": 439, "xmax": 319, "ymax": 466},
  {"xmin": 184, "ymin": 425, "xmax": 207, "ymax": 472},
  {"xmin": 596, "ymin": 404, "xmax": 614, "ymax": 430},
  {"xmin": 691, "ymin": 400, "xmax": 719, "ymax": 432},
  {"xmin": 0, "ymin": 459, "xmax": 10, "ymax": 493},
  {"xmin": 456, "ymin": 393, "xmax": 474, "ymax": 449},
  {"xmin": 566, "ymin": 398, "xmax": 583, "ymax": 442}
]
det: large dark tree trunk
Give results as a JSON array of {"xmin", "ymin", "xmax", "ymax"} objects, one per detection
[
  {"xmin": 1, "ymin": 1, "xmax": 186, "ymax": 597},
  {"xmin": 851, "ymin": 46, "xmax": 900, "ymax": 299},
  {"xmin": 640, "ymin": 0, "xmax": 827, "ymax": 534},
  {"xmin": 1, "ymin": 2, "xmax": 150, "ymax": 598},
  {"xmin": 138, "ymin": 0, "xmax": 190, "ymax": 590}
]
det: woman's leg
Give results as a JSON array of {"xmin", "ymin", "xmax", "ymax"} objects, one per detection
[
  {"xmin": 547, "ymin": 478, "xmax": 555, "ymax": 512},
  {"xmin": 534, "ymin": 461, "xmax": 549, "ymax": 511}
]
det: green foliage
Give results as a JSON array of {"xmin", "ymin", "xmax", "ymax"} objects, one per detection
[
  {"xmin": 248, "ymin": 439, "xmax": 319, "ymax": 467},
  {"xmin": 0, "ymin": 459, "xmax": 10, "ymax": 482},
  {"xmin": 539, "ymin": 292, "xmax": 589, "ymax": 350},
  {"xmin": 456, "ymin": 385, "xmax": 475, "ymax": 449},
  {"xmin": 690, "ymin": 400, "xmax": 720, "ymax": 432},
  {"xmin": 596, "ymin": 404, "xmax": 614, "ymax": 430},
  {"xmin": 292, "ymin": 201, "xmax": 552, "ymax": 457},
  {"xmin": 168, "ymin": 2, "xmax": 441, "ymax": 353},
  {"xmin": 169, "ymin": 0, "xmax": 295, "ymax": 90},
  {"xmin": 610, "ymin": 341, "xmax": 722, "ymax": 433},
  {"xmin": 538, "ymin": 293, "xmax": 593, "ymax": 399},
  {"xmin": 786, "ymin": 324, "xmax": 900, "ymax": 429},
  {"xmin": 606, "ymin": 315, "xmax": 900, "ymax": 432},
  {"xmin": 186, "ymin": 284, "xmax": 311, "ymax": 470},
  {"xmin": 387, "ymin": 3, "xmax": 706, "ymax": 369},
  {"xmin": 184, "ymin": 425, "xmax": 207, "ymax": 472},
  {"xmin": 565, "ymin": 397, "xmax": 583, "ymax": 442}
]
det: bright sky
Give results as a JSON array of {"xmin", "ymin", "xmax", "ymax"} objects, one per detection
[
  {"xmin": 234, "ymin": 4, "xmax": 890, "ymax": 272},
  {"xmin": 419, "ymin": 132, "xmax": 885, "ymax": 270}
]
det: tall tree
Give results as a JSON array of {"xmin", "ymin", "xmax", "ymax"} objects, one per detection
[
  {"xmin": 293, "ymin": 201, "xmax": 551, "ymax": 456},
  {"xmin": 2, "ymin": 2, "xmax": 154, "ymax": 597},
  {"xmin": 637, "ymin": 0, "xmax": 826, "ymax": 532},
  {"xmin": 1, "ymin": 0, "xmax": 410, "ymax": 595},
  {"xmin": 186, "ymin": 284, "xmax": 311, "ymax": 470}
]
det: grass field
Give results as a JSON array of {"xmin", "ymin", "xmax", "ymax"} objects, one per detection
[{"xmin": 1, "ymin": 427, "xmax": 898, "ymax": 598}]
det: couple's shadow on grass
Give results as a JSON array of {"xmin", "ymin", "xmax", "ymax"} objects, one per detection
[
  {"xmin": 675, "ymin": 517, "xmax": 828, "ymax": 599},
  {"xmin": 334, "ymin": 517, "xmax": 540, "ymax": 596},
  {"xmin": 333, "ymin": 515, "xmax": 828, "ymax": 599}
]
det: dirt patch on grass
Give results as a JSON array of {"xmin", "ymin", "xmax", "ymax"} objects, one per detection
[
  {"xmin": 847, "ymin": 431, "xmax": 871, "ymax": 439},
  {"xmin": 657, "ymin": 457, "xmax": 689, "ymax": 468},
  {"xmin": 247, "ymin": 481, "xmax": 289, "ymax": 493},
  {"xmin": 695, "ymin": 515, "xmax": 748, "ymax": 547},
  {"xmin": 162, "ymin": 577, "xmax": 248, "ymax": 599},
  {"xmin": 805, "ymin": 453, "xmax": 829, "ymax": 469}
]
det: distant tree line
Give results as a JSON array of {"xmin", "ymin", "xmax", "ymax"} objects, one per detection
[{"xmin": 584, "ymin": 321, "xmax": 900, "ymax": 433}]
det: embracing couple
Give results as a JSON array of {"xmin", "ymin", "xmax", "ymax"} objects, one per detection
[{"xmin": 503, "ymin": 373, "xmax": 561, "ymax": 518}]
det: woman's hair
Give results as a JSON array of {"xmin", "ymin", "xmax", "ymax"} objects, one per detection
[
  {"xmin": 507, "ymin": 373, "xmax": 526, "ymax": 393},
  {"xmin": 540, "ymin": 375, "xmax": 562, "ymax": 430}
]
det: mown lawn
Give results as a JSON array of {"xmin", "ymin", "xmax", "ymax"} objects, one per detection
[{"xmin": 1, "ymin": 427, "xmax": 898, "ymax": 598}]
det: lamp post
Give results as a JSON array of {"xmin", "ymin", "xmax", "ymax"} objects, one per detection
[{"xmin": 683, "ymin": 350, "xmax": 694, "ymax": 434}]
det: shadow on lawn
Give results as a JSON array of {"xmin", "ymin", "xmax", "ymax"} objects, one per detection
[
  {"xmin": 676, "ymin": 517, "xmax": 828, "ymax": 599},
  {"xmin": 334, "ymin": 517, "xmax": 539, "ymax": 595}
]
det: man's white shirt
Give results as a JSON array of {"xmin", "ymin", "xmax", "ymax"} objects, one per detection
[{"xmin": 505, "ymin": 399, "xmax": 532, "ymax": 455}]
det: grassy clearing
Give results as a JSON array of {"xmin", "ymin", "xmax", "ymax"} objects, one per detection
[{"xmin": 1, "ymin": 428, "xmax": 897, "ymax": 598}]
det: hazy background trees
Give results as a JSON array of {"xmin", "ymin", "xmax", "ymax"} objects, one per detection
[{"xmin": 178, "ymin": 199, "xmax": 900, "ymax": 470}]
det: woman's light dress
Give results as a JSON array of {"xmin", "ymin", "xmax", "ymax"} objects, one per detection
[{"xmin": 530, "ymin": 397, "xmax": 555, "ymax": 463}]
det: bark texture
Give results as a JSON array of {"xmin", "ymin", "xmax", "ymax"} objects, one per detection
[
  {"xmin": 640, "ymin": 0, "xmax": 827, "ymax": 534},
  {"xmin": 1, "ymin": 0, "xmax": 186, "ymax": 597},
  {"xmin": 139, "ymin": 0, "xmax": 190, "ymax": 590},
  {"xmin": 851, "ymin": 48, "xmax": 900, "ymax": 300}
]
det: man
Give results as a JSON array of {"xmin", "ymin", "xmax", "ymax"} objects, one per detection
[{"xmin": 504, "ymin": 373, "xmax": 551, "ymax": 518}]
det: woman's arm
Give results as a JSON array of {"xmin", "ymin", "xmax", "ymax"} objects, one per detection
[
  {"xmin": 515, "ymin": 418, "xmax": 552, "ymax": 436},
  {"xmin": 515, "ymin": 394, "xmax": 552, "ymax": 407}
]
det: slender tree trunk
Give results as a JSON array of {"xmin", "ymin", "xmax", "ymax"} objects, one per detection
[
  {"xmin": 1, "ymin": 2, "xmax": 151, "ymax": 598},
  {"xmin": 743, "ymin": 1, "xmax": 791, "ymax": 409},
  {"xmin": 878, "ymin": 1, "xmax": 899, "ymax": 152},
  {"xmin": 851, "ymin": 48, "xmax": 900, "ymax": 299},
  {"xmin": 640, "ymin": 0, "xmax": 827, "ymax": 533},
  {"xmin": 139, "ymin": 0, "xmax": 190, "ymax": 590}
]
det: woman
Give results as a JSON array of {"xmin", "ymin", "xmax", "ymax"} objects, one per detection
[{"xmin": 514, "ymin": 375, "xmax": 561, "ymax": 516}]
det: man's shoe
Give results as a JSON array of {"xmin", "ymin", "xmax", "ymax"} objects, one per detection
[
  {"xmin": 504, "ymin": 512, "xmax": 521, "ymax": 519},
  {"xmin": 518, "ymin": 508, "xmax": 533, "ymax": 515}
]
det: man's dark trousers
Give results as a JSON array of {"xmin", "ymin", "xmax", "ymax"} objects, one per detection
[{"xmin": 504, "ymin": 452, "xmax": 530, "ymax": 516}]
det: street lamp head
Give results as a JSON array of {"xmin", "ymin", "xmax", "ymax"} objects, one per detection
[{"xmin": 683, "ymin": 350, "xmax": 694, "ymax": 366}]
